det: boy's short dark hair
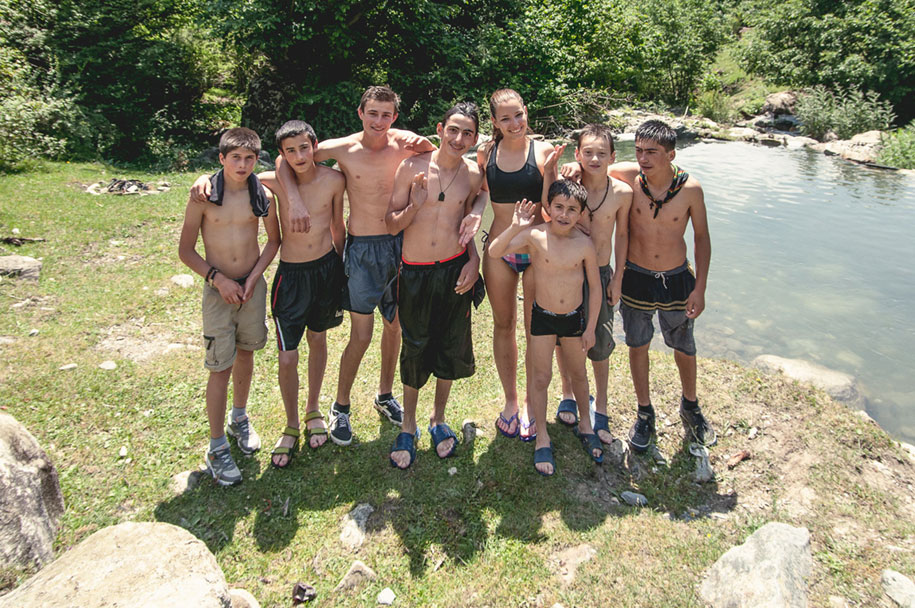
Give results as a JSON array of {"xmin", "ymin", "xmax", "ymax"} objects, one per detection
[
  {"xmin": 275, "ymin": 120, "xmax": 317, "ymax": 149},
  {"xmin": 576, "ymin": 123, "xmax": 615, "ymax": 154},
  {"xmin": 359, "ymin": 85, "xmax": 400, "ymax": 112},
  {"xmin": 548, "ymin": 179, "xmax": 588, "ymax": 210},
  {"xmin": 442, "ymin": 101, "xmax": 480, "ymax": 134},
  {"xmin": 635, "ymin": 119, "xmax": 677, "ymax": 151},
  {"xmin": 219, "ymin": 127, "xmax": 261, "ymax": 156}
]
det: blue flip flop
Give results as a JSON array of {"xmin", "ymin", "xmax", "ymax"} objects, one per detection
[
  {"xmin": 574, "ymin": 428, "xmax": 604, "ymax": 464},
  {"xmin": 594, "ymin": 411, "xmax": 613, "ymax": 445},
  {"xmin": 496, "ymin": 412, "xmax": 520, "ymax": 438},
  {"xmin": 533, "ymin": 442, "xmax": 555, "ymax": 476},
  {"xmin": 519, "ymin": 417, "xmax": 536, "ymax": 442},
  {"xmin": 390, "ymin": 429, "xmax": 421, "ymax": 469},
  {"xmin": 428, "ymin": 423, "xmax": 457, "ymax": 458},
  {"xmin": 556, "ymin": 399, "xmax": 578, "ymax": 426}
]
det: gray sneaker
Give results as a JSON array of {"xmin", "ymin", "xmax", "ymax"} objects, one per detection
[
  {"xmin": 227, "ymin": 414, "xmax": 261, "ymax": 455},
  {"xmin": 329, "ymin": 403, "xmax": 353, "ymax": 446},
  {"xmin": 627, "ymin": 410, "xmax": 656, "ymax": 453},
  {"xmin": 679, "ymin": 400, "xmax": 717, "ymax": 447},
  {"xmin": 205, "ymin": 444, "xmax": 242, "ymax": 486},
  {"xmin": 373, "ymin": 394, "xmax": 404, "ymax": 427}
]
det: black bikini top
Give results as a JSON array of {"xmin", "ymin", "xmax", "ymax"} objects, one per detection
[{"xmin": 486, "ymin": 139, "xmax": 543, "ymax": 204}]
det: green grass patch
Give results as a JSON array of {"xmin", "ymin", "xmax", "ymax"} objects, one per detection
[{"xmin": 2, "ymin": 162, "xmax": 914, "ymax": 605}]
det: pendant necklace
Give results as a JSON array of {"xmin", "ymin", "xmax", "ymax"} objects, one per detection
[
  {"xmin": 586, "ymin": 176, "xmax": 611, "ymax": 221},
  {"xmin": 436, "ymin": 162, "xmax": 461, "ymax": 201}
]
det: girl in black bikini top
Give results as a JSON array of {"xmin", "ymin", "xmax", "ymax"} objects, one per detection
[{"xmin": 485, "ymin": 138, "xmax": 544, "ymax": 204}]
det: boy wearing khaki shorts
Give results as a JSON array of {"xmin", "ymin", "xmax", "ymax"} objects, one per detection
[{"xmin": 179, "ymin": 127, "xmax": 281, "ymax": 485}]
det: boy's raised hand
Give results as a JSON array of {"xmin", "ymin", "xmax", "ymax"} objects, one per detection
[
  {"xmin": 512, "ymin": 198, "xmax": 536, "ymax": 227},
  {"xmin": 409, "ymin": 172, "xmax": 428, "ymax": 208},
  {"xmin": 543, "ymin": 143, "xmax": 567, "ymax": 175}
]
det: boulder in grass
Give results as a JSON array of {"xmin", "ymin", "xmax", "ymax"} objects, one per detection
[
  {"xmin": 0, "ymin": 255, "xmax": 41, "ymax": 281},
  {"xmin": 0, "ymin": 412, "xmax": 64, "ymax": 569},
  {"xmin": 0, "ymin": 522, "xmax": 233, "ymax": 608},
  {"xmin": 700, "ymin": 522, "xmax": 811, "ymax": 608}
]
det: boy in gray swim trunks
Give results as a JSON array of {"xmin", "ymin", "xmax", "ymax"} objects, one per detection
[{"xmin": 608, "ymin": 120, "xmax": 715, "ymax": 452}]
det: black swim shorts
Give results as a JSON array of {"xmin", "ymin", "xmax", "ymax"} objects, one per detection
[
  {"xmin": 398, "ymin": 249, "xmax": 476, "ymax": 389},
  {"xmin": 270, "ymin": 250, "xmax": 345, "ymax": 351},
  {"xmin": 531, "ymin": 300, "xmax": 586, "ymax": 338}
]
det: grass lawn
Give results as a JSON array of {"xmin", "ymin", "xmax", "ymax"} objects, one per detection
[{"xmin": 1, "ymin": 162, "xmax": 914, "ymax": 607}]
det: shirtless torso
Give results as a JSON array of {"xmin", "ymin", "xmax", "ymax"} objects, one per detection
[
  {"xmin": 259, "ymin": 164, "xmax": 344, "ymax": 263},
  {"xmin": 316, "ymin": 126, "xmax": 428, "ymax": 236}
]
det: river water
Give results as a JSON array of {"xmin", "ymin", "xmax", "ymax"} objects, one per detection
[{"xmin": 544, "ymin": 140, "xmax": 915, "ymax": 442}]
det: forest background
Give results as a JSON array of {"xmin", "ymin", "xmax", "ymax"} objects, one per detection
[{"xmin": 1, "ymin": 0, "xmax": 914, "ymax": 171}]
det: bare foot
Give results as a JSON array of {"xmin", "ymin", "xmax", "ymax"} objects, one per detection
[
  {"xmin": 496, "ymin": 408, "xmax": 519, "ymax": 436},
  {"xmin": 305, "ymin": 412, "xmax": 327, "ymax": 449},
  {"xmin": 271, "ymin": 431, "xmax": 298, "ymax": 468},
  {"xmin": 435, "ymin": 436, "xmax": 455, "ymax": 458},
  {"xmin": 391, "ymin": 449, "xmax": 411, "ymax": 469}
]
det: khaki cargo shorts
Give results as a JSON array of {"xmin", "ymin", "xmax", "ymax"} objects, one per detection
[{"xmin": 201, "ymin": 276, "xmax": 268, "ymax": 371}]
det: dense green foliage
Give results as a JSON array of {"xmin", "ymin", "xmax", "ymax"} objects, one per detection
[
  {"xmin": 0, "ymin": 0, "xmax": 913, "ymax": 165},
  {"xmin": 879, "ymin": 123, "xmax": 915, "ymax": 169},
  {"xmin": 795, "ymin": 86, "xmax": 895, "ymax": 140},
  {"xmin": 739, "ymin": 0, "xmax": 915, "ymax": 121}
]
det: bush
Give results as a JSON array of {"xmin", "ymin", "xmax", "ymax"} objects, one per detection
[
  {"xmin": 879, "ymin": 123, "xmax": 915, "ymax": 169},
  {"xmin": 696, "ymin": 89, "xmax": 735, "ymax": 123},
  {"xmin": 795, "ymin": 86, "xmax": 895, "ymax": 140}
]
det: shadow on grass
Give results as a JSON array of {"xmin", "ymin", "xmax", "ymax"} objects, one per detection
[{"xmin": 154, "ymin": 419, "xmax": 737, "ymax": 577}]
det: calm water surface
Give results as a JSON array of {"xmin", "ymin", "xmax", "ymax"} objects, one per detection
[{"xmin": 552, "ymin": 140, "xmax": 915, "ymax": 441}]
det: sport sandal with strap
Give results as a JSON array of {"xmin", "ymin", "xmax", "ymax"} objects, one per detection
[
  {"xmin": 304, "ymin": 410, "xmax": 328, "ymax": 449},
  {"xmin": 270, "ymin": 426, "xmax": 300, "ymax": 469}
]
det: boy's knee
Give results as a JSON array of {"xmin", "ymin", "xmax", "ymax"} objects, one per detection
[
  {"xmin": 278, "ymin": 349, "xmax": 298, "ymax": 367},
  {"xmin": 305, "ymin": 330, "xmax": 326, "ymax": 347}
]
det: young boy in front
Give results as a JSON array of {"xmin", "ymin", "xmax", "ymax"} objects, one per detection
[
  {"xmin": 384, "ymin": 102, "xmax": 484, "ymax": 469},
  {"xmin": 488, "ymin": 180, "xmax": 602, "ymax": 476},
  {"xmin": 178, "ymin": 127, "xmax": 281, "ymax": 486},
  {"xmin": 255, "ymin": 121, "xmax": 346, "ymax": 468},
  {"xmin": 553, "ymin": 125, "xmax": 631, "ymax": 444}
]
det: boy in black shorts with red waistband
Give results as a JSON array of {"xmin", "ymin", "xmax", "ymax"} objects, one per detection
[
  {"xmin": 255, "ymin": 121, "xmax": 346, "ymax": 468},
  {"xmin": 488, "ymin": 180, "xmax": 602, "ymax": 476},
  {"xmin": 385, "ymin": 102, "xmax": 485, "ymax": 469}
]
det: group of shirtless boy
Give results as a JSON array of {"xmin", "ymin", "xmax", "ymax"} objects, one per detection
[{"xmin": 179, "ymin": 85, "xmax": 715, "ymax": 483}]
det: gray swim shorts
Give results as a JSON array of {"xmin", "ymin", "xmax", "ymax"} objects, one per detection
[
  {"xmin": 342, "ymin": 232, "xmax": 402, "ymax": 321},
  {"xmin": 619, "ymin": 260, "xmax": 696, "ymax": 356},
  {"xmin": 585, "ymin": 264, "xmax": 616, "ymax": 361}
]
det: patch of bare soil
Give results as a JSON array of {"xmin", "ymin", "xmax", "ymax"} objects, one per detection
[{"xmin": 96, "ymin": 317, "xmax": 192, "ymax": 362}]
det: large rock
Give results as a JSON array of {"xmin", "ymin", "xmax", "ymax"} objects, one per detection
[
  {"xmin": 0, "ymin": 255, "xmax": 41, "ymax": 281},
  {"xmin": 700, "ymin": 522, "xmax": 812, "ymax": 607},
  {"xmin": 763, "ymin": 91, "xmax": 798, "ymax": 116},
  {"xmin": 812, "ymin": 131, "xmax": 884, "ymax": 164},
  {"xmin": 0, "ymin": 522, "xmax": 232, "ymax": 607},
  {"xmin": 753, "ymin": 354, "xmax": 864, "ymax": 407},
  {"xmin": 0, "ymin": 412, "xmax": 64, "ymax": 569},
  {"xmin": 883, "ymin": 569, "xmax": 915, "ymax": 607}
]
